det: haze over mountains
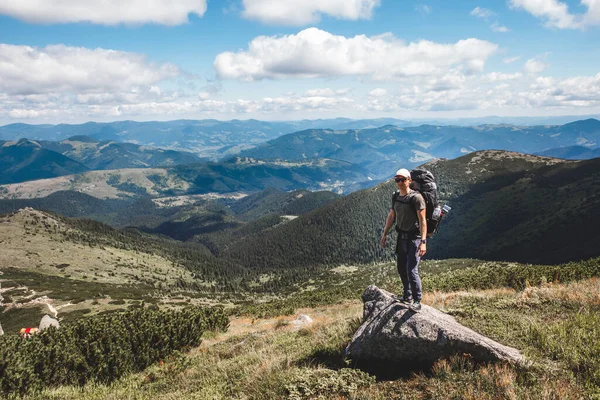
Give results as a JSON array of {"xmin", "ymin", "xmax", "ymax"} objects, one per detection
[
  {"xmin": 0, "ymin": 119, "xmax": 411, "ymax": 158},
  {"xmin": 238, "ymin": 119, "xmax": 600, "ymax": 178},
  {"xmin": 1, "ymin": 118, "xmax": 599, "ymax": 189}
]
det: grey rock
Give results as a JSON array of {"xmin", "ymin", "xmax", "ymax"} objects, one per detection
[
  {"xmin": 345, "ymin": 285, "xmax": 525, "ymax": 367},
  {"xmin": 291, "ymin": 314, "xmax": 313, "ymax": 328},
  {"xmin": 0, "ymin": 322, "xmax": 3, "ymax": 336},
  {"xmin": 39, "ymin": 315, "xmax": 60, "ymax": 332}
]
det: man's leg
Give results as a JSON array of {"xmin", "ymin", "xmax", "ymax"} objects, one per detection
[
  {"xmin": 406, "ymin": 239, "xmax": 423, "ymax": 302},
  {"xmin": 396, "ymin": 237, "xmax": 412, "ymax": 300}
]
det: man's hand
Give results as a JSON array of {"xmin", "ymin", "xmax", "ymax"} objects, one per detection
[
  {"xmin": 418, "ymin": 242, "xmax": 427, "ymax": 257},
  {"xmin": 380, "ymin": 235, "xmax": 387, "ymax": 248}
]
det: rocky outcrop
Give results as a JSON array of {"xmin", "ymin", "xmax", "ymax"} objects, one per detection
[
  {"xmin": 38, "ymin": 315, "xmax": 60, "ymax": 332},
  {"xmin": 291, "ymin": 314, "xmax": 313, "ymax": 328},
  {"xmin": 345, "ymin": 286, "xmax": 525, "ymax": 367}
]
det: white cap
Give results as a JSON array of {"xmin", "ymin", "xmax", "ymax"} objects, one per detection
[{"xmin": 394, "ymin": 168, "xmax": 411, "ymax": 178}]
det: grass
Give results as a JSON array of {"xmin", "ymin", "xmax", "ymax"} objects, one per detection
[{"xmin": 14, "ymin": 276, "xmax": 599, "ymax": 399}]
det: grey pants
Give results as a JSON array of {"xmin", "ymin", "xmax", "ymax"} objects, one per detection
[{"xmin": 396, "ymin": 236, "xmax": 423, "ymax": 301}]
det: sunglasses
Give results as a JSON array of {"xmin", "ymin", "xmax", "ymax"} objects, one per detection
[{"xmin": 394, "ymin": 177, "xmax": 408, "ymax": 183}]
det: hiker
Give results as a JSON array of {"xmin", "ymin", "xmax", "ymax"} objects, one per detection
[{"xmin": 380, "ymin": 168, "xmax": 427, "ymax": 312}]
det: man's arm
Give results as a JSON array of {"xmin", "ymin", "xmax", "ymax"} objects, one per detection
[
  {"xmin": 417, "ymin": 208, "xmax": 427, "ymax": 256},
  {"xmin": 380, "ymin": 209, "xmax": 396, "ymax": 248}
]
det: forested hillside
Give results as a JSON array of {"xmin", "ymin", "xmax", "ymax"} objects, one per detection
[
  {"xmin": 0, "ymin": 140, "xmax": 90, "ymax": 184},
  {"xmin": 37, "ymin": 136, "xmax": 204, "ymax": 169},
  {"xmin": 0, "ymin": 137, "xmax": 202, "ymax": 184},
  {"xmin": 219, "ymin": 151, "xmax": 599, "ymax": 267}
]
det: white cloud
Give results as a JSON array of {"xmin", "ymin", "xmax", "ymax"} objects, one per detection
[
  {"xmin": 0, "ymin": 0, "xmax": 207, "ymax": 25},
  {"xmin": 484, "ymin": 72, "xmax": 523, "ymax": 82},
  {"xmin": 304, "ymin": 88, "xmax": 351, "ymax": 97},
  {"xmin": 509, "ymin": 0, "xmax": 600, "ymax": 29},
  {"xmin": 368, "ymin": 88, "xmax": 388, "ymax": 97},
  {"xmin": 503, "ymin": 56, "xmax": 520, "ymax": 64},
  {"xmin": 6, "ymin": 70, "xmax": 600, "ymax": 122},
  {"xmin": 242, "ymin": 0, "xmax": 380, "ymax": 25},
  {"xmin": 470, "ymin": 7, "xmax": 495, "ymax": 19},
  {"xmin": 260, "ymin": 95, "xmax": 353, "ymax": 112},
  {"xmin": 214, "ymin": 28, "xmax": 498, "ymax": 82},
  {"xmin": 524, "ymin": 57, "xmax": 550, "ymax": 74},
  {"xmin": 517, "ymin": 73, "xmax": 600, "ymax": 107},
  {"xmin": 0, "ymin": 44, "xmax": 179, "ymax": 96},
  {"xmin": 491, "ymin": 23, "xmax": 510, "ymax": 32}
]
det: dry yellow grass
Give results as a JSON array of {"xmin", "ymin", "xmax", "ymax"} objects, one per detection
[
  {"xmin": 0, "ymin": 208, "xmax": 194, "ymax": 286},
  {"xmin": 28, "ymin": 278, "xmax": 600, "ymax": 399},
  {"xmin": 0, "ymin": 168, "xmax": 190, "ymax": 199}
]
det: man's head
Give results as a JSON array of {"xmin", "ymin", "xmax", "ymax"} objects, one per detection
[{"xmin": 394, "ymin": 168, "xmax": 411, "ymax": 189}]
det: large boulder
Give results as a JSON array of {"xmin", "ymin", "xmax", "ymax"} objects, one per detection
[
  {"xmin": 345, "ymin": 286, "xmax": 525, "ymax": 367},
  {"xmin": 39, "ymin": 315, "xmax": 60, "ymax": 332}
]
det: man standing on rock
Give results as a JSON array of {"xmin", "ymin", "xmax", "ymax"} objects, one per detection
[{"xmin": 380, "ymin": 168, "xmax": 427, "ymax": 312}]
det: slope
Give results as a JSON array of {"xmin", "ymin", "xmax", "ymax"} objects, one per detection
[
  {"xmin": 221, "ymin": 150, "xmax": 597, "ymax": 267},
  {"xmin": 0, "ymin": 140, "xmax": 90, "ymax": 184},
  {"xmin": 0, "ymin": 158, "xmax": 371, "ymax": 200}
]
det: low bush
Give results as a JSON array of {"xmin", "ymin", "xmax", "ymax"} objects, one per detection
[
  {"xmin": 0, "ymin": 306, "xmax": 228, "ymax": 396},
  {"xmin": 424, "ymin": 256, "xmax": 600, "ymax": 292},
  {"xmin": 285, "ymin": 368, "xmax": 375, "ymax": 399}
]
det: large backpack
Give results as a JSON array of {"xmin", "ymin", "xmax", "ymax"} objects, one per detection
[{"xmin": 393, "ymin": 169, "xmax": 444, "ymax": 238}]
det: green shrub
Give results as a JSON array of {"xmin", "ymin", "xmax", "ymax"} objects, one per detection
[
  {"xmin": 285, "ymin": 368, "xmax": 375, "ymax": 399},
  {"xmin": 0, "ymin": 307, "xmax": 228, "ymax": 396},
  {"xmin": 424, "ymin": 257, "xmax": 600, "ymax": 292}
]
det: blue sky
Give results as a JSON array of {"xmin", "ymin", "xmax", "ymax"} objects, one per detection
[{"xmin": 0, "ymin": 0, "xmax": 599, "ymax": 124}]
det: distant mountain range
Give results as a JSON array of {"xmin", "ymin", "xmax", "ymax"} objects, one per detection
[
  {"xmin": 0, "ymin": 157, "xmax": 372, "ymax": 200},
  {"xmin": 0, "ymin": 137, "xmax": 203, "ymax": 184},
  {"xmin": 0, "ymin": 118, "xmax": 412, "ymax": 159},
  {"xmin": 36, "ymin": 136, "xmax": 204, "ymax": 169},
  {"xmin": 237, "ymin": 119, "xmax": 600, "ymax": 178},
  {"xmin": 535, "ymin": 145, "xmax": 600, "ymax": 160},
  {"xmin": 2, "ymin": 119, "xmax": 599, "ymax": 185},
  {"xmin": 2, "ymin": 117, "xmax": 598, "ymax": 161}
]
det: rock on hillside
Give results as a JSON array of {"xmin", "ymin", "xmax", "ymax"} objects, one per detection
[{"xmin": 346, "ymin": 286, "xmax": 525, "ymax": 367}]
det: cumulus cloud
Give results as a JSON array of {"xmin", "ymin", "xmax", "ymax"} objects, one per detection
[
  {"xmin": 491, "ymin": 23, "xmax": 510, "ymax": 32},
  {"xmin": 0, "ymin": 44, "xmax": 179, "ymax": 96},
  {"xmin": 509, "ymin": 0, "xmax": 600, "ymax": 29},
  {"xmin": 368, "ymin": 88, "xmax": 388, "ymax": 97},
  {"xmin": 214, "ymin": 28, "xmax": 498, "ymax": 82},
  {"xmin": 0, "ymin": 0, "xmax": 207, "ymax": 25},
  {"xmin": 524, "ymin": 57, "xmax": 550, "ymax": 74},
  {"xmin": 241, "ymin": 0, "xmax": 380, "ymax": 25},
  {"xmin": 304, "ymin": 88, "xmax": 351, "ymax": 97},
  {"xmin": 484, "ymin": 72, "xmax": 523, "ymax": 82}
]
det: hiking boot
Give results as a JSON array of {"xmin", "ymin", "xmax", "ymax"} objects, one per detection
[
  {"xmin": 410, "ymin": 301, "xmax": 422, "ymax": 312},
  {"xmin": 393, "ymin": 295, "xmax": 413, "ymax": 304}
]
